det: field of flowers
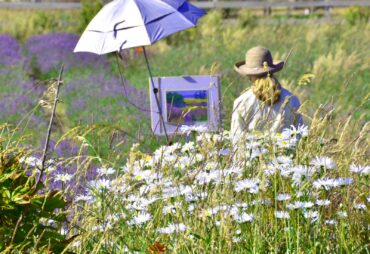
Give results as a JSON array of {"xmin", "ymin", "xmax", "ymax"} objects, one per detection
[{"xmin": 0, "ymin": 6, "xmax": 369, "ymax": 253}]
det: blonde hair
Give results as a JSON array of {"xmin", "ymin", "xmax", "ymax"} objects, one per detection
[{"xmin": 252, "ymin": 75, "xmax": 281, "ymax": 105}]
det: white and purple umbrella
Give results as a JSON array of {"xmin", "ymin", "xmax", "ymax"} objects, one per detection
[
  {"xmin": 74, "ymin": 1, "xmax": 204, "ymax": 54},
  {"xmin": 74, "ymin": 0, "xmax": 205, "ymax": 143}
]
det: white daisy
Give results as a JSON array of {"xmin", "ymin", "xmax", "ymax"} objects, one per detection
[
  {"xmin": 232, "ymin": 212, "xmax": 254, "ymax": 223},
  {"xmin": 88, "ymin": 179, "xmax": 111, "ymax": 191},
  {"xmin": 350, "ymin": 164, "xmax": 370, "ymax": 175},
  {"xmin": 71, "ymin": 241, "xmax": 81, "ymax": 248},
  {"xmin": 287, "ymin": 201, "xmax": 314, "ymax": 210},
  {"xmin": 282, "ymin": 125, "xmax": 308, "ymax": 138},
  {"xmin": 291, "ymin": 165, "xmax": 315, "ymax": 186},
  {"xmin": 195, "ymin": 170, "xmax": 221, "ymax": 185},
  {"xmin": 325, "ymin": 219, "xmax": 337, "ymax": 225},
  {"xmin": 187, "ymin": 204, "xmax": 196, "ymax": 212},
  {"xmin": 21, "ymin": 156, "xmax": 42, "ymax": 168},
  {"xmin": 232, "ymin": 236, "xmax": 242, "ymax": 243},
  {"xmin": 311, "ymin": 156, "xmax": 336, "ymax": 170},
  {"xmin": 277, "ymin": 156, "xmax": 293, "ymax": 165},
  {"xmin": 276, "ymin": 136, "xmax": 298, "ymax": 149},
  {"xmin": 195, "ymin": 153, "xmax": 204, "ymax": 162},
  {"xmin": 218, "ymin": 148, "xmax": 231, "ymax": 156},
  {"xmin": 313, "ymin": 177, "xmax": 353, "ymax": 190},
  {"xmin": 157, "ymin": 223, "xmax": 186, "ymax": 234},
  {"xmin": 132, "ymin": 212, "xmax": 152, "ymax": 225},
  {"xmin": 234, "ymin": 178, "xmax": 260, "ymax": 193},
  {"xmin": 181, "ymin": 141, "xmax": 195, "ymax": 152},
  {"xmin": 354, "ymin": 203, "xmax": 367, "ymax": 210},
  {"xmin": 97, "ymin": 167, "xmax": 116, "ymax": 176},
  {"xmin": 303, "ymin": 210, "xmax": 319, "ymax": 222},
  {"xmin": 162, "ymin": 203, "xmax": 179, "ymax": 215},
  {"xmin": 275, "ymin": 211, "xmax": 290, "ymax": 219},
  {"xmin": 316, "ymin": 199, "xmax": 331, "ymax": 206},
  {"xmin": 337, "ymin": 211, "xmax": 348, "ymax": 218},
  {"xmin": 132, "ymin": 169, "xmax": 154, "ymax": 182},
  {"xmin": 180, "ymin": 125, "xmax": 208, "ymax": 136},
  {"xmin": 75, "ymin": 194, "xmax": 94, "ymax": 203},
  {"xmin": 264, "ymin": 164, "xmax": 277, "ymax": 176},
  {"xmin": 54, "ymin": 173, "xmax": 73, "ymax": 183},
  {"xmin": 276, "ymin": 193, "xmax": 291, "ymax": 201}
]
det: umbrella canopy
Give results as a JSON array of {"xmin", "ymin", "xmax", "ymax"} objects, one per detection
[
  {"xmin": 74, "ymin": 1, "xmax": 205, "ymax": 55},
  {"xmin": 84, "ymin": 0, "xmax": 187, "ymax": 32}
]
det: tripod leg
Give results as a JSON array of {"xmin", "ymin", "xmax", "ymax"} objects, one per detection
[{"xmin": 142, "ymin": 46, "xmax": 170, "ymax": 144}]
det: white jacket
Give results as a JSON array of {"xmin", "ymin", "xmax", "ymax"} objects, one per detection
[{"xmin": 231, "ymin": 87, "xmax": 303, "ymax": 139}]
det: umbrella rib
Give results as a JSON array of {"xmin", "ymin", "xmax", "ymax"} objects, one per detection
[
  {"xmin": 114, "ymin": 20, "xmax": 125, "ymax": 38},
  {"xmin": 119, "ymin": 41, "xmax": 128, "ymax": 51},
  {"xmin": 88, "ymin": 26, "xmax": 141, "ymax": 33},
  {"xmin": 146, "ymin": 12, "xmax": 173, "ymax": 24}
]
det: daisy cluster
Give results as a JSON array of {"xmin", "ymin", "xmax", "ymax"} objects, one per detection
[{"xmin": 50, "ymin": 125, "xmax": 369, "ymax": 251}]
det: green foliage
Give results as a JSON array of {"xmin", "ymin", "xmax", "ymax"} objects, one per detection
[
  {"xmin": 0, "ymin": 9, "xmax": 80, "ymax": 42},
  {"xmin": 343, "ymin": 7, "xmax": 370, "ymax": 26},
  {"xmin": 78, "ymin": 0, "xmax": 103, "ymax": 33},
  {"xmin": 165, "ymin": 27, "xmax": 198, "ymax": 46},
  {"xmin": 32, "ymin": 11, "xmax": 59, "ymax": 35},
  {"xmin": 27, "ymin": 55, "xmax": 42, "ymax": 80},
  {"xmin": 238, "ymin": 9, "xmax": 257, "ymax": 28},
  {"xmin": 0, "ymin": 146, "xmax": 70, "ymax": 252},
  {"xmin": 0, "ymin": 7, "xmax": 369, "ymax": 252}
]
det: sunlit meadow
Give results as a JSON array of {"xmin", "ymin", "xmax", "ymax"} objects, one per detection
[{"xmin": 0, "ymin": 5, "xmax": 369, "ymax": 253}]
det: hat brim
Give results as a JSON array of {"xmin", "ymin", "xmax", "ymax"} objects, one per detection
[{"xmin": 234, "ymin": 60, "xmax": 284, "ymax": 76}]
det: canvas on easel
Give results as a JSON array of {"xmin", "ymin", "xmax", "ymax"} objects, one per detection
[{"xmin": 150, "ymin": 75, "xmax": 221, "ymax": 136}]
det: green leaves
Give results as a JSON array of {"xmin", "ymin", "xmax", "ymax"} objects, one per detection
[{"xmin": 0, "ymin": 150, "xmax": 71, "ymax": 253}]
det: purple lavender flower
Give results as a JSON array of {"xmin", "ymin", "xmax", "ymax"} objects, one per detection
[
  {"xmin": 63, "ymin": 73, "xmax": 150, "ymax": 121},
  {"xmin": 0, "ymin": 73, "xmax": 45, "ymax": 126},
  {"xmin": 0, "ymin": 34, "xmax": 21, "ymax": 66},
  {"xmin": 0, "ymin": 92, "xmax": 36, "ymax": 121},
  {"xmin": 24, "ymin": 33, "xmax": 110, "ymax": 73},
  {"xmin": 54, "ymin": 139, "xmax": 80, "ymax": 157}
]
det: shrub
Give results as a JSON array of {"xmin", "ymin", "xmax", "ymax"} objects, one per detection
[
  {"xmin": 238, "ymin": 9, "xmax": 257, "ymax": 28},
  {"xmin": 23, "ymin": 33, "xmax": 109, "ymax": 77},
  {"xmin": 32, "ymin": 11, "xmax": 59, "ymax": 35},
  {"xmin": 78, "ymin": 0, "xmax": 103, "ymax": 33},
  {"xmin": 0, "ymin": 35, "xmax": 21, "ymax": 67},
  {"xmin": 0, "ymin": 130, "xmax": 70, "ymax": 252},
  {"xmin": 343, "ymin": 7, "xmax": 370, "ymax": 25}
]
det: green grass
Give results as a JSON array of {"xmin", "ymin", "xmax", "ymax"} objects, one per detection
[
  {"xmin": 116, "ymin": 14, "xmax": 370, "ymax": 130},
  {"xmin": 1, "ymin": 8, "xmax": 369, "ymax": 160},
  {"xmin": 1, "ymin": 7, "xmax": 370, "ymax": 253}
]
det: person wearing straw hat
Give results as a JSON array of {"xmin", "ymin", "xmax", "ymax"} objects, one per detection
[{"xmin": 231, "ymin": 46, "xmax": 303, "ymax": 142}]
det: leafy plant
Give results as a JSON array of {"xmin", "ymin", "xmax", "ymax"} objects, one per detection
[
  {"xmin": 78, "ymin": 0, "xmax": 104, "ymax": 33},
  {"xmin": 238, "ymin": 9, "xmax": 257, "ymax": 28},
  {"xmin": 27, "ymin": 54, "xmax": 42, "ymax": 80},
  {"xmin": 343, "ymin": 7, "xmax": 370, "ymax": 26},
  {"xmin": 0, "ymin": 141, "xmax": 71, "ymax": 252},
  {"xmin": 32, "ymin": 11, "xmax": 59, "ymax": 35}
]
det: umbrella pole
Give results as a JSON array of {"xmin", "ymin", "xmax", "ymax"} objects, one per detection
[{"xmin": 142, "ymin": 46, "xmax": 170, "ymax": 144}]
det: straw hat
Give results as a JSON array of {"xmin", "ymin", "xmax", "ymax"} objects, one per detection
[{"xmin": 234, "ymin": 46, "xmax": 284, "ymax": 76}]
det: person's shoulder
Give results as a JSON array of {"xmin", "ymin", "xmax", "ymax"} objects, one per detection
[
  {"xmin": 280, "ymin": 87, "xmax": 301, "ymax": 108},
  {"xmin": 234, "ymin": 89, "xmax": 254, "ymax": 104}
]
